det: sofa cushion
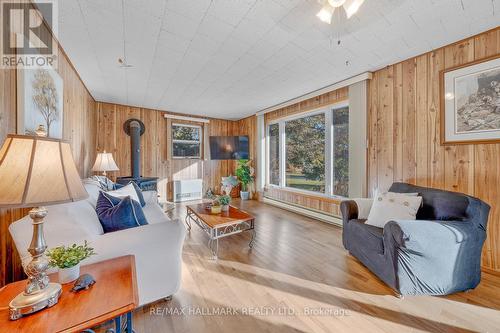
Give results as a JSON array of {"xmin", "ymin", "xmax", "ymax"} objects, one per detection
[
  {"xmin": 107, "ymin": 183, "xmax": 142, "ymax": 206},
  {"xmin": 432, "ymin": 196, "xmax": 468, "ymax": 221},
  {"xmin": 96, "ymin": 192, "xmax": 148, "ymax": 233},
  {"xmin": 389, "ymin": 182, "xmax": 469, "ymax": 221},
  {"xmin": 129, "ymin": 181, "xmax": 146, "ymax": 207},
  {"xmin": 89, "ymin": 175, "xmax": 127, "ymax": 191},
  {"xmin": 366, "ymin": 192, "xmax": 422, "ymax": 228},
  {"xmin": 82, "ymin": 179, "xmax": 103, "ymax": 205},
  {"xmin": 347, "ymin": 220, "xmax": 384, "ymax": 254}
]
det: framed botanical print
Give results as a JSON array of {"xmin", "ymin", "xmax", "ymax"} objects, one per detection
[
  {"xmin": 441, "ymin": 55, "xmax": 500, "ymax": 144},
  {"xmin": 17, "ymin": 67, "xmax": 64, "ymax": 139}
]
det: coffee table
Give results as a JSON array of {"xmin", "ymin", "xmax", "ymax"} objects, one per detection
[{"xmin": 185, "ymin": 204, "xmax": 255, "ymax": 259}]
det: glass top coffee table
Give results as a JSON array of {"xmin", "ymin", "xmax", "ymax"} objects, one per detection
[{"xmin": 185, "ymin": 203, "xmax": 256, "ymax": 259}]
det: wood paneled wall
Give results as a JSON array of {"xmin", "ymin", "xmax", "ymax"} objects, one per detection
[
  {"xmin": 368, "ymin": 27, "xmax": 500, "ymax": 271},
  {"xmin": 95, "ymin": 102, "xmax": 248, "ymax": 201},
  {"xmin": 0, "ymin": 49, "xmax": 97, "ymax": 286},
  {"xmin": 263, "ymin": 87, "xmax": 348, "ymax": 216}
]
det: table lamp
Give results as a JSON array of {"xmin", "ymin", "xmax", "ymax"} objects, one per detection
[
  {"xmin": 0, "ymin": 134, "xmax": 88, "ymax": 320},
  {"xmin": 92, "ymin": 151, "xmax": 119, "ymax": 176}
]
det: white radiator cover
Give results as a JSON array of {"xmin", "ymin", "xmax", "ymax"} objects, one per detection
[{"xmin": 173, "ymin": 179, "xmax": 203, "ymax": 202}]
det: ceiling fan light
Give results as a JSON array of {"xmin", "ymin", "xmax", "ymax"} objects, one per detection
[
  {"xmin": 316, "ymin": 4, "xmax": 334, "ymax": 24},
  {"xmin": 343, "ymin": 0, "xmax": 365, "ymax": 18},
  {"xmin": 328, "ymin": 0, "xmax": 346, "ymax": 8}
]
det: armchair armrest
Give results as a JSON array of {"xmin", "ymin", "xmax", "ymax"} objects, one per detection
[
  {"xmin": 340, "ymin": 200, "xmax": 358, "ymax": 226},
  {"xmin": 384, "ymin": 219, "xmax": 478, "ymax": 249},
  {"xmin": 383, "ymin": 219, "xmax": 485, "ymax": 295}
]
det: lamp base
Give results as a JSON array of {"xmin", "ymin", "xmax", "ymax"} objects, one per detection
[{"xmin": 9, "ymin": 282, "xmax": 62, "ymax": 320}]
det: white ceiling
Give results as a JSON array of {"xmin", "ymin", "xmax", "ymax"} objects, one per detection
[{"xmin": 57, "ymin": 0, "xmax": 500, "ymax": 120}]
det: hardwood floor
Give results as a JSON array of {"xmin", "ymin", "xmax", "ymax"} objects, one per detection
[{"xmin": 101, "ymin": 199, "xmax": 500, "ymax": 333}]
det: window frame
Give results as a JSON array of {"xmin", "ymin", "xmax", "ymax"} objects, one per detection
[
  {"xmin": 171, "ymin": 123, "xmax": 203, "ymax": 159},
  {"xmin": 265, "ymin": 100, "xmax": 349, "ymax": 198}
]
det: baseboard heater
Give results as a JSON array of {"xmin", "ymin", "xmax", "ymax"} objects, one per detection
[
  {"xmin": 173, "ymin": 179, "xmax": 203, "ymax": 202},
  {"xmin": 262, "ymin": 196, "xmax": 343, "ymax": 227}
]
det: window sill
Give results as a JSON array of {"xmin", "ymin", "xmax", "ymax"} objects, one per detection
[
  {"xmin": 264, "ymin": 186, "xmax": 344, "ymax": 204},
  {"xmin": 172, "ymin": 157, "xmax": 202, "ymax": 160}
]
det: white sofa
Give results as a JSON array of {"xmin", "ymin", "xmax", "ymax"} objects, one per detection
[{"xmin": 9, "ymin": 180, "xmax": 186, "ymax": 306}]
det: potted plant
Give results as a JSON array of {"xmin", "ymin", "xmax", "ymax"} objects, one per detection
[
  {"xmin": 46, "ymin": 240, "xmax": 96, "ymax": 284},
  {"xmin": 235, "ymin": 159, "xmax": 254, "ymax": 200},
  {"xmin": 211, "ymin": 198, "xmax": 222, "ymax": 214},
  {"xmin": 219, "ymin": 194, "xmax": 231, "ymax": 212}
]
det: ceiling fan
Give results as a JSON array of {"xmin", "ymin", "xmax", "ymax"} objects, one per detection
[{"xmin": 316, "ymin": 0, "xmax": 365, "ymax": 24}]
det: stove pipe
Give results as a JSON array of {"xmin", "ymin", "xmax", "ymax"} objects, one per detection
[
  {"xmin": 130, "ymin": 121, "xmax": 141, "ymax": 179},
  {"xmin": 123, "ymin": 118, "xmax": 145, "ymax": 179}
]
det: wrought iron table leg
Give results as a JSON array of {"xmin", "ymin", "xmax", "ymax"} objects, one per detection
[
  {"xmin": 185, "ymin": 214, "xmax": 191, "ymax": 231},
  {"xmin": 208, "ymin": 237, "xmax": 219, "ymax": 260},
  {"xmin": 249, "ymin": 228, "xmax": 256, "ymax": 249}
]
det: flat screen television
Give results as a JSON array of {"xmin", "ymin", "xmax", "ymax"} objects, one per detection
[{"xmin": 209, "ymin": 136, "xmax": 249, "ymax": 160}]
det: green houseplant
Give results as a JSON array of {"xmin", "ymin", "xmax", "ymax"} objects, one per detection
[
  {"xmin": 235, "ymin": 159, "xmax": 254, "ymax": 200},
  {"xmin": 218, "ymin": 194, "xmax": 231, "ymax": 212},
  {"xmin": 46, "ymin": 240, "xmax": 95, "ymax": 284}
]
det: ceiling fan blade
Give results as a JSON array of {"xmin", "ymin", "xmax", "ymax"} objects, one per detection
[
  {"xmin": 343, "ymin": 0, "xmax": 365, "ymax": 19},
  {"xmin": 316, "ymin": 4, "xmax": 335, "ymax": 24}
]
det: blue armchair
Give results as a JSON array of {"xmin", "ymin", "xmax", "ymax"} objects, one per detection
[{"xmin": 341, "ymin": 182, "xmax": 490, "ymax": 296}]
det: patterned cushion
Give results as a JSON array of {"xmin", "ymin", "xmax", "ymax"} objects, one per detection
[
  {"xmin": 91, "ymin": 175, "xmax": 120, "ymax": 191},
  {"xmin": 96, "ymin": 192, "xmax": 148, "ymax": 233},
  {"xmin": 365, "ymin": 192, "xmax": 422, "ymax": 228}
]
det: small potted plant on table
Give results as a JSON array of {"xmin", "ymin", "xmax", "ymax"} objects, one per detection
[
  {"xmin": 219, "ymin": 194, "xmax": 231, "ymax": 212},
  {"xmin": 46, "ymin": 240, "xmax": 96, "ymax": 284},
  {"xmin": 211, "ymin": 197, "xmax": 222, "ymax": 214},
  {"xmin": 235, "ymin": 159, "xmax": 254, "ymax": 200}
]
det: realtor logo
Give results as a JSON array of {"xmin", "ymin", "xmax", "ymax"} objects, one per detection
[{"xmin": 1, "ymin": 0, "xmax": 58, "ymax": 68}]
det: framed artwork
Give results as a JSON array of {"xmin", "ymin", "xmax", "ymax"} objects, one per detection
[
  {"xmin": 441, "ymin": 55, "xmax": 500, "ymax": 144},
  {"xmin": 17, "ymin": 68, "xmax": 64, "ymax": 139}
]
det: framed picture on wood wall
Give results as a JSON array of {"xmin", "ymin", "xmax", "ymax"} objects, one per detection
[
  {"xmin": 441, "ymin": 55, "xmax": 500, "ymax": 144},
  {"xmin": 17, "ymin": 67, "xmax": 64, "ymax": 139}
]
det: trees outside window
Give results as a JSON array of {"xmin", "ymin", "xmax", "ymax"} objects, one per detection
[
  {"xmin": 172, "ymin": 124, "xmax": 201, "ymax": 158},
  {"xmin": 285, "ymin": 114, "xmax": 325, "ymax": 193},
  {"xmin": 267, "ymin": 104, "xmax": 349, "ymax": 197},
  {"xmin": 333, "ymin": 107, "xmax": 349, "ymax": 197},
  {"xmin": 268, "ymin": 123, "xmax": 280, "ymax": 185}
]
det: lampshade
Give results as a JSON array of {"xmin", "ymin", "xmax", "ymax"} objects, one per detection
[
  {"xmin": 92, "ymin": 151, "xmax": 119, "ymax": 172},
  {"xmin": 0, "ymin": 134, "xmax": 88, "ymax": 208}
]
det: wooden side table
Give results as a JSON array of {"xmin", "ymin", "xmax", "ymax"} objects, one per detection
[{"xmin": 0, "ymin": 255, "xmax": 138, "ymax": 333}]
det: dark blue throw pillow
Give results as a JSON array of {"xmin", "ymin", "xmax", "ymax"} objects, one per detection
[
  {"xmin": 96, "ymin": 192, "xmax": 148, "ymax": 233},
  {"xmin": 129, "ymin": 181, "xmax": 146, "ymax": 207}
]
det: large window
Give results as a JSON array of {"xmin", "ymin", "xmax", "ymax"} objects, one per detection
[
  {"xmin": 266, "ymin": 104, "xmax": 349, "ymax": 197},
  {"xmin": 172, "ymin": 124, "xmax": 201, "ymax": 158},
  {"xmin": 285, "ymin": 113, "xmax": 325, "ymax": 193}
]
